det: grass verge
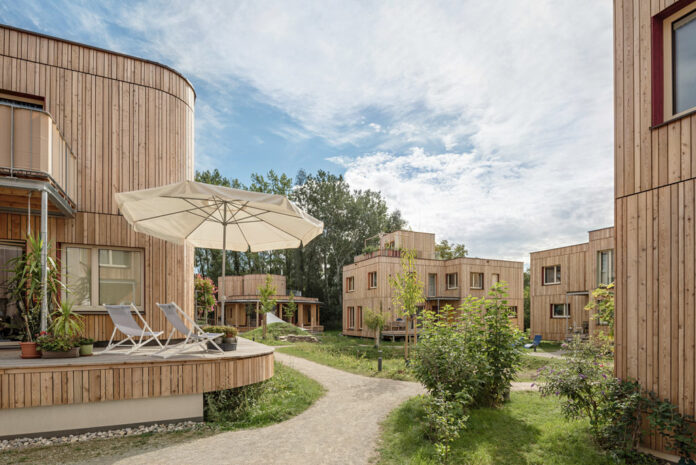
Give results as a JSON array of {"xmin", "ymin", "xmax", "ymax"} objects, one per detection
[
  {"xmin": 276, "ymin": 334, "xmax": 414, "ymax": 381},
  {"xmin": 377, "ymin": 391, "xmax": 615, "ymax": 465},
  {"xmin": 0, "ymin": 362, "xmax": 323, "ymax": 465}
]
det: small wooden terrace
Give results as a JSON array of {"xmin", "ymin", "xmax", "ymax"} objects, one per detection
[{"xmin": 0, "ymin": 338, "xmax": 274, "ymax": 438}]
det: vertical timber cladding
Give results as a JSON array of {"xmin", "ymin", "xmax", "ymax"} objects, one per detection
[
  {"xmin": 614, "ymin": 0, "xmax": 696, "ymax": 452},
  {"xmin": 0, "ymin": 26, "xmax": 195, "ymax": 341}
]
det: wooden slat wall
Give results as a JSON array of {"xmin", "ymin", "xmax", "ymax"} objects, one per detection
[
  {"xmin": 614, "ymin": 0, "xmax": 696, "ymax": 453},
  {"xmin": 0, "ymin": 353, "xmax": 274, "ymax": 409},
  {"xmin": 530, "ymin": 243, "xmax": 589, "ymax": 341},
  {"xmin": 0, "ymin": 26, "xmax": 195, "ymax": 341},
  {"xmin": 220, "ymin": 274, "xmax": 288, "ymax": 296},
  {"xmin": 343, "ymin": 254, "xmax": 524, "ymax": 337}
]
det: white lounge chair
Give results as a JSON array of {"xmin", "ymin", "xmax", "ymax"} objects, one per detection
[
  {"xmin": 153, "ymin": 302, "xmax": 224, "ymax": 358},
  {"xmin": 98, "ymin": 304, "xmax": 164, "ymax": 355}
]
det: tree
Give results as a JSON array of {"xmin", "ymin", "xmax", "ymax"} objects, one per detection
[
  {"xmin": 389, "ymin": 249, "xmax": 425, "ymax": 359},
  {"xmin": 363, "ymin": 308, "xmax": 386, "ymax": 348},
  {"xmin": 283, "ymin": 291, "xmax": 297, "ymax": 322},
  {"xmin": 435, "ymin": 239, "xmax": 468, "ymax": 260},
  {"xmin": 584, "ymin": 282, "xmax": 615, "ymax": 340},
  {"xmin": 523, "ymin": 269, "xmax": 530, "ymax": 330},
  {"xmin": 257, "ymin": 274, "xmax": 278, "ymax": 339}
]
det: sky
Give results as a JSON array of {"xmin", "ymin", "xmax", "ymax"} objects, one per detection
[{"xmin": 0, "ymin": 1, "xmax": 615, "ymax": 264}]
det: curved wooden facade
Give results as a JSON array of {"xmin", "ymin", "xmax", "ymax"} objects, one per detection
[{"xmin": 0, "ymin": 25, "xmax": 195, "ymax": 341}]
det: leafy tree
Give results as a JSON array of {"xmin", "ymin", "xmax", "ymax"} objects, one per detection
[
  {"xmin": 434, "ymin": 239, "xmax": 468, "ymax": 260},
  {"xmin": 584, "ymin": 282, "xmax": 615, "ymax": 340},
  {"xmin": 523, "ymin": 269, "xmax": 530, "ymax": 330},
  {"xmin": 283, "ymin": 291, "xmax": 297, "ymax": 322},
  {"xmin": 389, "ymin": 249, "xmax": 425, "ymax": 359},
  {"xmin": 257, "ymin": 274, "xmax": 277, "ymax": 339},
  {"xmin": 363, "ymin": 308, "xmax": 386, "ymax": 348}
]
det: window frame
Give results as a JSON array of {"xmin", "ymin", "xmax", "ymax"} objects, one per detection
[
  {"xmin": 542, "ymin": 265, "xmax": 562, "ymax": 286},
  {"xmin": 470, "ymin": 272, "xmax": 484, "ymax": 290},
  {"xmin": 61, "ymin": 244, "xmax": 144, "ymax": 312},
  {"xmin": 508, "ymin": 305, "xmax": 518, "ymax": 319},
  {"xmin": 652, "ymin": 0, "xmax": 696, "ymax": 126},
  {"xmin": 446, "ymin": 272, "xmax": 458, "ymax": 290},
  {"xmin": 357, "ymin": 306, "xmax": 363, "ymax": 330},
  {"xmin": 597, "ymin": 249, "xmax": 615, "ymax": 286},
  {"xmin": 346, "ymin": 276, "xmax": 355, "ymax": 292},
  {"xmin": 550, "ymin": 303, "xmax": 570, "ymax": 319},
  {"xmin": 491, "ymin": 273, "xmax": 500, "ymax": 284},
  {"xmin": 347, "ymin": 306, "xmax": 355, "ymax": 329},
  {"xmin": 367, "ymin": 271, "xmax": 377, "ymax": 289}
]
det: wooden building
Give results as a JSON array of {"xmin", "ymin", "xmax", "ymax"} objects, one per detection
[
  {"xmin": 342, "ymin": 230, "xmax": 524, "ymax": 337},
  {"xmin": 529, "ymin": 227, "xmax": 614, "ymax": 341},
  {"xmin": 0, "ymin": 25, "xmax": 195, "ymax": 343},
  {"xmin": 614, "ymin": 0, "xmax": 696, "ymax": 456},
  {"xmin": 218, "ymin": 274, "xmax": 322, "ymax": 332},
  {"xmin": 0, "ymin": 25, "xmax": 278, "ymax": 438}
]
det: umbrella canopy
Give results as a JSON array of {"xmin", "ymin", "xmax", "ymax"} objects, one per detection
[
  {"xmin": 115, "ymin": 180, "xmax": 323, "ymax": 251},
  {"xmin": 115, "ymin": 180, "xmax": 323, "ymax": 324}
]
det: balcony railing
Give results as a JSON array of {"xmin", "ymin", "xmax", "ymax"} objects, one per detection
[
  {"xmin": 354, "ymin": 248, "xmax": 402, "ymax": 263},
  {"xmin": 0, "ymin": 103, "xmax": 78, "ymax": 207}
]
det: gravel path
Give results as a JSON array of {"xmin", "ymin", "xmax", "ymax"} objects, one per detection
[{"xmin": 114, "ymin": 352, "xmax": 424, "ymax": 465}]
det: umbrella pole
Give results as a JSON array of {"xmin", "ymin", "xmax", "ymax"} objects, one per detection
[{"xmin": 221, "ymin": 214, "xmax": 227, "ymax": 326}]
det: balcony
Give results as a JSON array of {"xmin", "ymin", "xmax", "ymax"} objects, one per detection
[
  {"xmin": 354, "ymin": 248, "xmax": 402, "ymax": 263},
  {"xmin": 0, "ymin": 103, "xmax": 77, "ymax": 216}
]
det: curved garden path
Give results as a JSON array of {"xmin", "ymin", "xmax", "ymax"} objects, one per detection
[{"xmin": 115, "ymin": 352, "xmax": 424, "ymax": 465}]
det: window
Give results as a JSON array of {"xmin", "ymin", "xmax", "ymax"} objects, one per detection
[
  {"xmin": 63, "ymin": 246, "xmax": 143, "ymax": 309},
  {"xmin": 492, "ymin": 273, "xmax": 500, "ymax": 284},
  {"xmin": 368, "ymin": 272, "xmax": 377, "ymax": 289},
  {"xmin": 551, "ymin": 303, "xmax": 570, "ymax": 319},
  {"xmin": 508, "ymin": 306, "xmax": 518, "ymax": 319},
  {"xmin": 597, "ymin": 250, "xmax": 614, "ymax": 286},
  {"xmin": 357, "ymin": 306, "xmax": 363, "ymax": 330},
  {"xmin": 347, "ymin": 306, "xmax": 355, "ymax": 329},
  {"xmin": 346, "ymin": 276, "xmax": 355, "ymax": 292},
  {"xmin": 446, "ymin": 273, "xmax": 458, "ymax": 289},
  {"xmin": 470, "ymin": 272, "xmax": 483, "ymax": 289},
  {"xmin": 428, "ymin": 273, "xmax": 438, "ymax": 296},
  {"xmin": 654, "ymin": 2, "xmax": 696, "ymax": 124},
  {"xmin": 0, "ymin": 90, "xmax": 44, "ymax": 110},
  {"xmin": 543, "ymin": 265, "xmax": 561, "ymax": 285}
]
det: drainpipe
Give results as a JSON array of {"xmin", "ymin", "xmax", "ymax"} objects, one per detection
[{"xmin": 40, "ymin": 188, "xmax": 48, "ymax": 332}]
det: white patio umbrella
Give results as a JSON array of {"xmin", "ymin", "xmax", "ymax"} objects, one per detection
[{"xmin": 114, "ymin": 180, "xmax": 323, "ymax": 324}]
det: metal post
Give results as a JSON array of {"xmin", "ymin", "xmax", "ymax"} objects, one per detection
[
  {"xmin": 40, "ymin": 189, "xmax": 48, "ymax": 332},
  {"xmin": 378, "ymin": 350, "xmax": 383, "ymax": 372},
  {"xmin": 220, "ymin": 204, "xmax": 227, "ymax": 325}
]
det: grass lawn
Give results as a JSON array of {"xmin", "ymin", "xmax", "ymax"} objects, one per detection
[
  {"xmin": 0, "ymin": 362, "xmax": 323, "ymax": 465},
  {"xmin": 377, "ymin": 391, "xmax": 616, "ymax": 465},
  {"xmin": 240, "ymin": 321, "xmax": 309, "ymax": 346},
  {"xmin": 276, "ymin": 331, "xmax": 414, "ymax": 381}
]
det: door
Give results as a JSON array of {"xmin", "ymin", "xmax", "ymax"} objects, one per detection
[
  {"xmin": 0, "ymin": 243, "xmax": 23, "ymax": 343},
  {"xmin": 428, "ymin": 274, "xmax": 437, "ymax": 297}
]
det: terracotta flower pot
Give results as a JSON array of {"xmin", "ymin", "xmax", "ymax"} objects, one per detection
[{"xmin": 19, "ymin": 342, "xmax": 41, "ymax": 359}]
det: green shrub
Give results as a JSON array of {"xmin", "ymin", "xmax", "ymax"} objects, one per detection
[
  {"xmin": 421, "ymin": 391, "xmax": 468, "ymax": 464},
  {"xmin": 204, "ymin": 382, "xmax": 266, "ymax": 423},
  {"xmin": 36, "ymin": 334, "xmax": 78, "ymax": 352},
  {"xmin": 202, "ymin": 325, "xmax": 238, "ymax": 337}
]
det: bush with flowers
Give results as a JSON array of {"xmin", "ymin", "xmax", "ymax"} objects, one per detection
[{"xmin": 195, "ymin": 274, "xmax": 217, "ymax": 324}]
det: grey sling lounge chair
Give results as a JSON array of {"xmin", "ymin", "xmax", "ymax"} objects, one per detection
[
  {"xmin": 153, "ymin": 302, "xmax": 224, "ymax": 358},
  {"xmin": 98, "ymin": 304, "xmax": 164, "ymax": 355}
]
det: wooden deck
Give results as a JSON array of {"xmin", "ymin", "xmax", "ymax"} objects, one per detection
[{"xmin": 0, "ymin": 338, "xmax": 274, "ymax": 411}]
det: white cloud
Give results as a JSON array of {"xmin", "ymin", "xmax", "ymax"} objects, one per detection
[{"xmin": 43, "ymin": 0, "xmax": 614, "ymax": 262}]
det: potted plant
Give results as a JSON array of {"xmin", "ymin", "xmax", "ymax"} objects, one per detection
[
  {"xmin": 39, "ymin": 301, "xmax": 84, "ymax": 358},
  {"xmin": 5, "ymin": 234, "xmax": 62, "ymax": 359},
  {"xmin": 37, "ymin": 333, "xmax": 79, "ymax": 358},
  {"xmin": 78, "ymin": 337, "xmax": 95, "ymax": 356},
  {"xmin": 202, "ymin": 325, "xmax": 238, "ymax": 351}
]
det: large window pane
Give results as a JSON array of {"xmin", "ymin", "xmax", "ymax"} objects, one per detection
[
  {"xmin": 99, "ymin": 249, "xmax": 142, "ymax": 306},
  {"xmin": 65, "ymin": 247, "xmax": 91, "ymax": 306},
  {"xmin": 673, "ymin": 12, "xmax": 696, "ymax": 114}
]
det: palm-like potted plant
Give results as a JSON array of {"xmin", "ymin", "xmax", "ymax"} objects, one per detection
[
  {"xmin": 39, "ymin": 302, "xmax": 83, "ymax": 358},
  {"xmin": 5, "ymin": 234, "xmax": 62, "ymax": 359}
]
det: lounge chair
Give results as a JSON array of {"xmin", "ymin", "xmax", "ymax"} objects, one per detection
[
  {"xmin": 153, "ymin": 302, "xmax": 224, "ymax": 358},
  {"xmin": 524, "ymin": 334, "xmax": 542, "ymax": 352},
  {"xmin": 98, "ymin": 304, "xmax": 164, "ymax": 355}
]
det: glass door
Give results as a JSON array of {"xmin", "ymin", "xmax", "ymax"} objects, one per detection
[
  {"xmin": 428, "ymin": 274, "xmax": 437, "ymax": 297},
  {"xmin": 0, "ymin": 243, "xmax": 23, "ymax": 344}
]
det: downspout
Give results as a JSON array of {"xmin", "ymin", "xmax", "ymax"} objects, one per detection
[{"xmin": 40, "ymin": 188, "xmax": 48, "ymax": 332}]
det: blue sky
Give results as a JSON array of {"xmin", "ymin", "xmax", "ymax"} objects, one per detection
[{"xmin": 0, "ymin": 1, "xmax": 615, "ymax": 263}]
